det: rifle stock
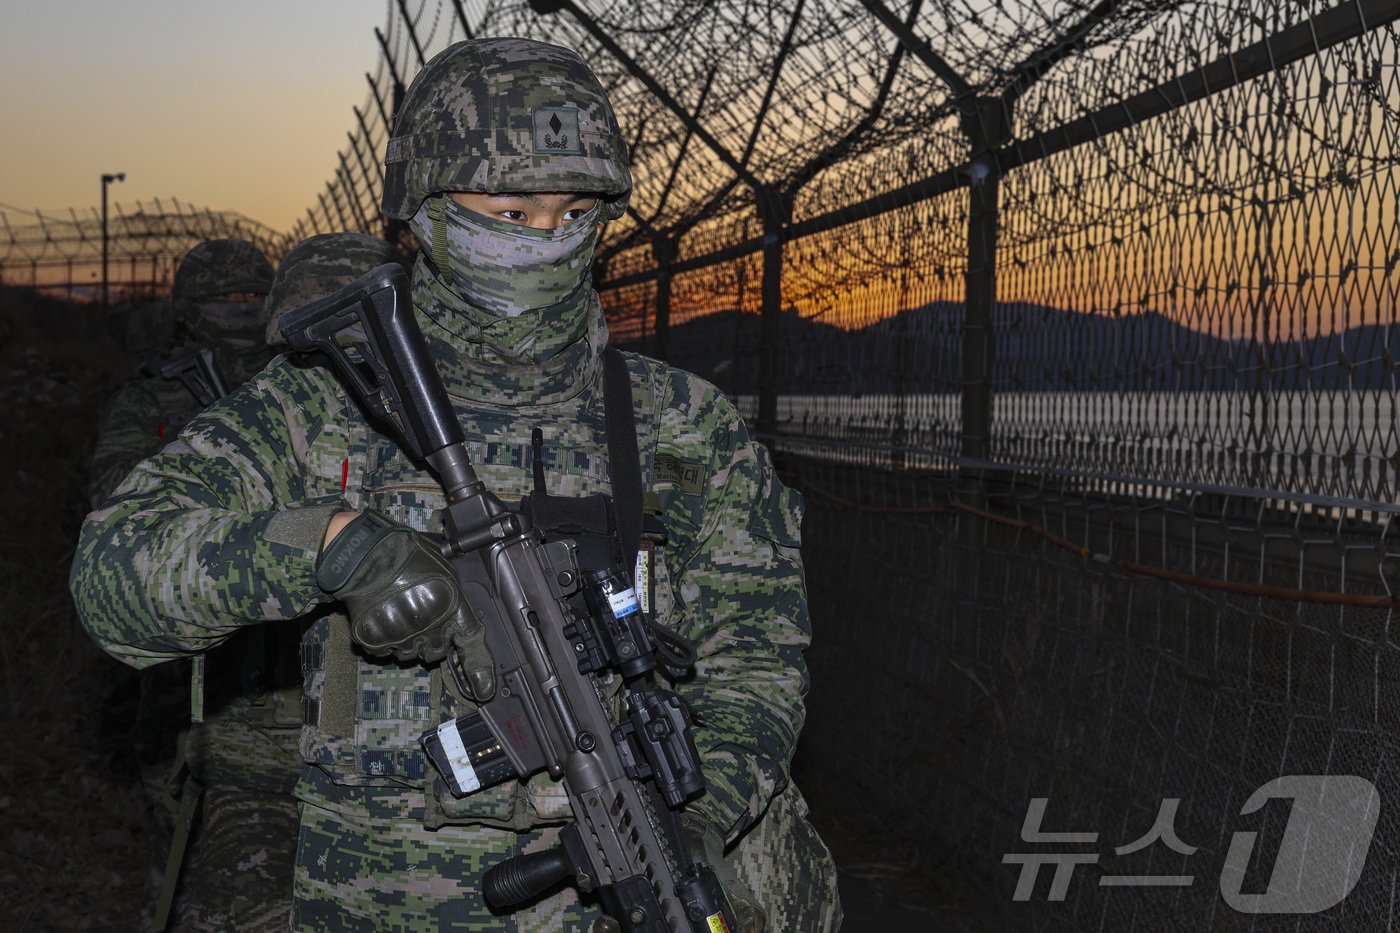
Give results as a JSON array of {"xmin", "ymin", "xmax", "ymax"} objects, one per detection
[
  {"xmin": 143, "ymin": 346, "xmax": 230, "ymax": 407},
  {"xmin": 280, "ymin": 264, "xmax": 737, "ymax": 933}
]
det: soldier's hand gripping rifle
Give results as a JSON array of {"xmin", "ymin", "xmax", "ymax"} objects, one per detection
[{"xmin": 280, "ymin": 264, "xmax": 740, "ymax": 933}]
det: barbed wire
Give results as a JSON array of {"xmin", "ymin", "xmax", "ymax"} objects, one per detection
[
  {"xmin": 0, "ymin": 198, "xmax": 293, "ymax": 298},
  {"xmin": 289, "ymin": 9, "xmax": 1400, "ymax": 927},
  {"xmin": 8, "ymin": 1, "xmax": 1393, "ymax": 506}
]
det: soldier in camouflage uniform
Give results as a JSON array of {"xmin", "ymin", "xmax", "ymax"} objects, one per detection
[
  {"xmin": 82, "ymin": 238, "xmax": 281, "ymax": 924},
  {"xmin": 262, "ymin": 233, "xmax": 411, "ymax": 346},
  {"xmin": 87, "ymin": 238, "xmax": 276, "ymax": 509},
  {"xmin": 72, "ymin": 37, "xmax": 840, "ymax": 932}
]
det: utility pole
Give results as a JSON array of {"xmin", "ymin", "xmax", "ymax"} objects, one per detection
[{"xmin": 100, "ymin": 171, "xmax": 126, "ymax": 306}]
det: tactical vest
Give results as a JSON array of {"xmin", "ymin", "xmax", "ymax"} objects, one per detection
[{"xmin": 296, "ymin": 349, "xmax": 683, "ymax": 829}]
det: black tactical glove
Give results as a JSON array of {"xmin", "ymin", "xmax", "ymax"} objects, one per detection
[
  {"xmin": 683, "ymin": 813, "xmax": 767, "ymax": 933},
  {"xmin": 316, "ymin": 510, "xmax": 495, "ymax": 698}
]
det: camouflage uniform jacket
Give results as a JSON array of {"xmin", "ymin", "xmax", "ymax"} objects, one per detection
[
  {"xmin": 71, "ymin": 269, "xmax": 811, "ymax": 843},
  {"xmin": 86, "ymin": 376, "xmax": 207, "ymax": 509},
  {"xmin": 88, "ymin": 312, "xmax": 275, "ymax": 509}
]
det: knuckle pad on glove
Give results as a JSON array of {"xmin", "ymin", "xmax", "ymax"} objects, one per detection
[
  {"xmin": 322, "ymin": 513, "xmax": 498, "ymax": 672},
  {"xmin": 350, "ymin": 574, "xmax": 461, "ymax": 661}
]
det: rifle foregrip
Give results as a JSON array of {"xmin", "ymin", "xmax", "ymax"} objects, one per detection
[{"xmin": 483, "ymin": 849, "xmax": 573, "ymax": 908}]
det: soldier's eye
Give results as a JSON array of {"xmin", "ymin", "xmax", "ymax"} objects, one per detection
[{"xmin": 501, "ymin": 210, "xmax": 527, "ymax": 222}]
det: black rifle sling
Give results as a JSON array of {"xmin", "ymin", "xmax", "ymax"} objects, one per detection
[
  {"xmin": 603, "ymin": 350, "xmax": 698, "ymax": 674},
  {"xmin": 599, "ymin": 350, "xmax": 703, "ymax": 898},
  {"xmin": 603, "ymin": 348, "xmax": 643, "ymax": 576}
]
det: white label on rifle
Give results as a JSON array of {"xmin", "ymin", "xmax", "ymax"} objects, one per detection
[
  {"xmin": 608, "ymin": 587, "xmax": 640, "ymax": 619},
  {"xmin": 634, "ymin": 550, "xmax": 650, "ymax": 611},
  {"xmin": 436, "ymin": 718, "xmax": 481, "ymax": 794}
]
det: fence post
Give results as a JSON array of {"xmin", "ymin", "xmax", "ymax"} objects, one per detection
[
  {"xmin": 395, "ymin": 0, "xmax": 428, "ymax": 67},
  {"xmin": 959, "ymin": 97, "xmax": 1008, "ymax": 502},
  {"xmin": 650, "ymin": 232, "xmax": 676, "ymax": 362},
  {"xmin": 893, "ymin": 269, "xmax": 910, "ymax": 472},
  {"xmin": 449, "ymin": 0, "xmax": 474, "ymax": 38},
  {"xmin": 756, "ymin": 187, "xmax": 791, "ymax": 441},
  {"xmin": 367, "ymin": 73, "xmax": 393, "ymax": 135},
  {"xmin": 337, "ymin": 155, "xmax": 371, "ymax": 232},
  {"xmin": 364, "ymin": 73, "xmax": 403, "ymax": 239},
  {"xmin": 369, "ymin": 38, "xmax": 409, "ymax": 246},
  {"xmin": 349, "ymin": 121, "xmax": 381, "ymax": 188},
  {"xmin": 321, "ymin": 190, "xmax": 350, "ymax": 234}
]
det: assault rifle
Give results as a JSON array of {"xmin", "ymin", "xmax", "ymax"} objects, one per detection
[{"xmin": 280, "ymin": 264, "xmax": 738, "ymax": 932}]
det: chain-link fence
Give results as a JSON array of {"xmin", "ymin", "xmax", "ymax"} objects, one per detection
[
  {"xmin": 6, "ymin": 2, "xmax": 1375, "ymax": 927},
  {"xmin": 342, "ymin": 2, "xmax": 1400, "ymax": 928}
]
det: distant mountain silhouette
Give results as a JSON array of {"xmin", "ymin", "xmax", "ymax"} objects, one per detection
[{"xmin": 616, "ymin": 302, "xmax": 1400, "ymax": 394}]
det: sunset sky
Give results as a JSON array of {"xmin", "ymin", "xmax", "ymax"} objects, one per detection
[{"xmin": 0, "ymin": 0, "xmax": 387, "ymax": 233}]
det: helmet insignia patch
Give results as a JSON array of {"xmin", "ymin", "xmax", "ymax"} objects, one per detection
[{"xmin": 532, "ymin": 107, "xmax": 582, "ymax": 153}]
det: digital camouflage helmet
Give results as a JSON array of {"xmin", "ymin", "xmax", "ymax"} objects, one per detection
[
  {"xmin": 263, "ymin": 233, "xmax": 409, "ymax": 344},
  {"xmin": 171, "ymin": 238, "xmax": 275, "ymax": 302},
  {"xmin": 382, "ymin": 37, "xmax": 631, "ymax": 221}
]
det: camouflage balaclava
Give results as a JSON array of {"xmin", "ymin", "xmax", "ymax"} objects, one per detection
[
  {"xmin": 171, "ymin": 238, "xmax": 276, "ymax": 383},
  {"xmin": 381, "ymin": 38, "xmax": 629, "ymax": 382},
  {"xmin": 410, "ymin": 196, "xmax": 600, "ymax": 319},
  {"xmin": 404, "ymin": 193, "xmax": 601, "ymax": 365}
]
